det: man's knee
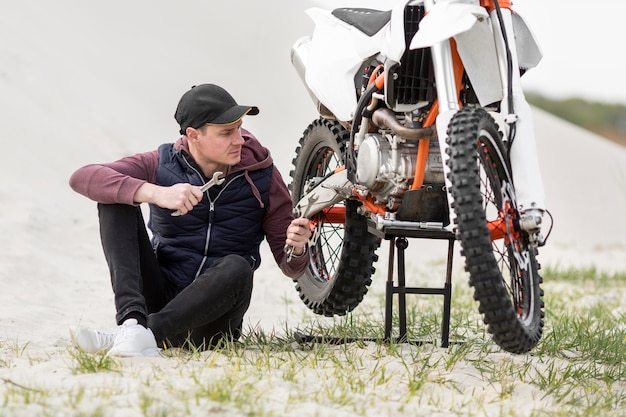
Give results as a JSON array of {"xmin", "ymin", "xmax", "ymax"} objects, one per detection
[
  {"xmin": 217, "ymin": 254, "xmax": 253, "ymax": 286},
  {"xmin": 195, "ymin": 255, "xmax": 253, "ymax": 295}
]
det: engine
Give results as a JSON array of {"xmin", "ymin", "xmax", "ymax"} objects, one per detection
[{"xmin": 355, "ymin": 131, "xmax": 445, "ymax": 211}]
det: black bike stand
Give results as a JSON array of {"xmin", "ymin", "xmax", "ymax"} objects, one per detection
[
  {"xmin": 294, "ymin": 222, "xmax": 458, "ymax": 348},
  {"xmin": 371, "ymin": 224, "xmax": 456, "ymax": 348}
]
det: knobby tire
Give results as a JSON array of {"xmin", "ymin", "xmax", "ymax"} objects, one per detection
[
  {"xmin": 289, "ymin": 118, "xmax": 379, "ymax": 317},
  {"xmin": 446, "ymin": 107, "xmax": 544, "ymax": 354}
]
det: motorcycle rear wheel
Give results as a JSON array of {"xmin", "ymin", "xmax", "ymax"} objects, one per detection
[
  {"xmin": 446, "ymin": 107, "xmax": 544, "ymax": 354},
  {"xmin": 289, "ymin": 118, "xmax": 379, "ymax": 316}
]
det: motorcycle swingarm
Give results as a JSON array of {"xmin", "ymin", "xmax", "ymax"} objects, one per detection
[{"xmin": 293, "ymin": 169, "xmax": 353, "ymax": 219}]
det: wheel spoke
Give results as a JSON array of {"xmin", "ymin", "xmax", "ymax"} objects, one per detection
[{"xmin": 290, "ymin": 119, "xmax": 378, "ymax": 316}]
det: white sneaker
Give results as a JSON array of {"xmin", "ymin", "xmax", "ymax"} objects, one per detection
[
  {"xmin": 70, "ymin": 326, "xmax": 115, "ymax": 353},
  {"xmin": 107, "ymin": 319, "xmax": 160, "ymax": 357}
]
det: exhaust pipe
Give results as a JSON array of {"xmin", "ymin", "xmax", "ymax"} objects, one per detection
[{"xmin": 371, "ymin": 108, "xmax": 435, "ymax": 140}]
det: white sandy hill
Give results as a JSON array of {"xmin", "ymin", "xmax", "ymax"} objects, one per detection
[
  {"xmin": 532, "ymin": 107, "xmax": 626, "ymax": 271},
  {"xmin": 0, "ymin": 0, "xmax": 625, "ymax": 347}
]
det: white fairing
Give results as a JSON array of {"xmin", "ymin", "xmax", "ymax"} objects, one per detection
[
  {"xmin": 380, "ymin": 0, "xmax": 412, "ymax": 62},
  {"xmin": 511, "ymin": 10, "xmax": 543, "ymax": 70},
  {"xmin": 298, "ymin": 0, "xmax": 542, "ymax": 122},
  {"xmin": 454, "ymin": 17, "xmax": 503, "ymax": 106},
  {"xmin": 303, "ymin": 8, "xmax": 389, "ymax": 121}
]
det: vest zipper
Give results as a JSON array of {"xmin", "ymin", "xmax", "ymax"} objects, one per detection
[
  {"xmin": 194, "ymin": 200, "xmax": 214, "ymax": 278},
  {"xmin": 194, "ymin": 174, "xmax": 244, "ymax": 278}
]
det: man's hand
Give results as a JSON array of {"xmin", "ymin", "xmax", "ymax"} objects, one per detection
[
  {"xmin": 285, "ymin": 217, "xmax": 312, "ymax": 256},
  {"xmin": 134, "ymin": 182, "xmax": 204, "ymax": 216}
]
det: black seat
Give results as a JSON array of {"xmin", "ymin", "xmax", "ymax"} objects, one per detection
[{"xmin": 331, "ymin": 8, "xmax": 392, "ymax": 37}]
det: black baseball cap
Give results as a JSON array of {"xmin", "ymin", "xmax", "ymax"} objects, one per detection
[{"xmin": 174, "ymin": 84, "xmax": 259, "ymax": 134}]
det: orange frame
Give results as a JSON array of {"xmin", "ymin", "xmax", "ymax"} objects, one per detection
[{"xmin": 480, "ymin": 0, "xmax": 511, "ymax": 13}]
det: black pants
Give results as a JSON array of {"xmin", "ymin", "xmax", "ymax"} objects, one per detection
[{"xmin": 97, "ymin": 203, "xmax": 253, "ymax": 349}]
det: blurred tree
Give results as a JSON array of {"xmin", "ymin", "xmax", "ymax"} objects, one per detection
[{"xmin": 527, "ymin": 93, "xmax": 626, "ymax": 147}]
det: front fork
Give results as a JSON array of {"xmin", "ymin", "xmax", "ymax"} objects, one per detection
[
  {"xmin": 427, "ymin": 0, "xmax": 545, "ymax": 232},
  {"xmin": 491, "ymin": 6, "xmax": 545, "ymax": 214}
]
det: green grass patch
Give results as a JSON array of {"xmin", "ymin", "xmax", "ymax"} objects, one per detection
[{"xmin": 2, "ymin": 264, "xmax": 626, "ymax": 416}]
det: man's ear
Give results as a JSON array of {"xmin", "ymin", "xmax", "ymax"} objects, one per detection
[{"xmin": 186, "ymin": 127, "xmax": 199, "ymax": 142}]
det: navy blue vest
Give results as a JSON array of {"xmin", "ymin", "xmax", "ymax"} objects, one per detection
[{"xmin": 149, "ymin": 143, "xmax": 271, "ymax": 288}]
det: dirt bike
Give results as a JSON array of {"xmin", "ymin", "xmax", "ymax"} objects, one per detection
[{"xmin": 287, "ymin": 0, "xmax": 548, "ymax": 354}]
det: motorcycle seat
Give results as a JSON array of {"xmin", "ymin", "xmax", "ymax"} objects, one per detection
[{"xmin": 331, "ymin": 8, "xmax": 392, "ymax": 37}]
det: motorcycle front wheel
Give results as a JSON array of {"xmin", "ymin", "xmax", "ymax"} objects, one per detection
[
  {"xmin": 446, "ymin": 107, "xmax": 544, "ymax": 354},
  {"xmin": 289, "ymin": 118, "xmax": 379, "ymax": 317}
]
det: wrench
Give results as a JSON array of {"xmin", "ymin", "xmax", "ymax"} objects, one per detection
[
  {"xmin": 283, "ymin": 194, "xmax": 317, "ymax": 262},
  {"xmin": 171, "ymin": 171, "xmax": 224, "ymax": 216}
]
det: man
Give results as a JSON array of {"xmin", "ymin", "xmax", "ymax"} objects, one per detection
[{"xmin": 69, "ymin": 84, "xmax": 310, "ymax": 357}]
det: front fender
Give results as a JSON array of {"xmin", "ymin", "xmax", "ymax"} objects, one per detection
[{"xmin": 409, "ymin": 2, "xmax": 489, "ymax": 50}]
